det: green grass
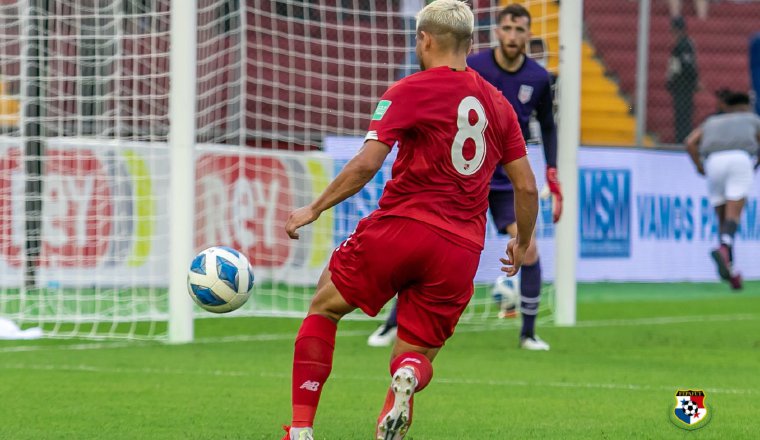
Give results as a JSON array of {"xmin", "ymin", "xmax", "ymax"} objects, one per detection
[{"xmin": 0, "ymin": 282, "xmax": 758, "ymax": 439}]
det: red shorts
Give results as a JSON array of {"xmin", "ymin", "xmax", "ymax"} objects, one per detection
[{"xmin": 329, "ymin": 215, "xmax": 480, "ymax": 348}]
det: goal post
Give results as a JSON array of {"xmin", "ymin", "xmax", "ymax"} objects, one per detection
[
  {"xmin": 168, "ymin": 0, "xmax": 197, "ymax": 344},
  {"xmin": 554, "ymin": 0, "xmax": 581, "ymax": 326},
  {"xmin": 0, "ymin": 0, "xmax": 574, "ymax": 340}
]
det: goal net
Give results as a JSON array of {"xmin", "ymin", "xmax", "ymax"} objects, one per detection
[{"xmin": 0, "ymin": 0, "xmax": 558, "ymax": 340}]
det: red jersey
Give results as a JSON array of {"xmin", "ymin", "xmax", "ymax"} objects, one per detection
[{"xmin": 365, "ymin": 66, "xmax": 526, "ymax": 249}]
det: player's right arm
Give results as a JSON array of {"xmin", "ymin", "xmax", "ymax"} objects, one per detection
[
  {"xmin": 285, "ymin": 140, "xmax": 390, "ymax": 239},
  {"xmin": 286, "ymin": 83, "xmax": 412, "ymax": 240}
]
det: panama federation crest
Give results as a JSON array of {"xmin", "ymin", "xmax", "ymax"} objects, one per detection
[{"xmin": 670, "ymin": 390, "xmax": 711, "ymax": 430}]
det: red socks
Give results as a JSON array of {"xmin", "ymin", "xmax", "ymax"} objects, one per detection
[
  {"xmin": 290, "ymin": 316, "xmax": 434, "ymax": 432},
  {"xmin": 291, "ymin": 314, "xmax": 337, "ymax": 428},
  {"xmin": 390, "ymin": 351, "xmax": 433, "ymax": 392}
]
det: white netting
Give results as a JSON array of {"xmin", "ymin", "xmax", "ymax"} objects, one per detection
[
  {"xmin": 0, "ymin": 0, "xmax": 176, "ymax": 339},
  {"xmin": 0, "ymin": 0, "xmax": 558, "ymax": 339},
  {"xmin": 238, "ymin": 1, "xmax": 557, "ymax": 321}
]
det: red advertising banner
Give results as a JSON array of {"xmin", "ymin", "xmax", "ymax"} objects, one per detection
[{"xmin": 195, "ymin": 152, "xmax": 293, "ymax": 269}]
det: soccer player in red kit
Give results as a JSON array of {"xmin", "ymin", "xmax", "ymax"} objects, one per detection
[{"xmin": 281, "ymin": 1, "xmax": 538, "ymax": 439}]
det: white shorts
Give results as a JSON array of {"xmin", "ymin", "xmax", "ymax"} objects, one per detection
[{"xmin": 704, "ymin": 150, "xmax": 756, "ymax": 206}]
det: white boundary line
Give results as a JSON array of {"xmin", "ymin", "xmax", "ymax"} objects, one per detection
[
  {"xmin": 455, "ymin": 312, "xmax": 760, "ymax": 332},
  {"xmin": 0, "ymin": 362, "xmax": 756, "ymax": 395},
  {"xmin": 0, "ymin": 313, "xmax": 757, "ymax": 354}
]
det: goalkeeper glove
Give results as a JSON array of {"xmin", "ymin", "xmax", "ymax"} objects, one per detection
[{"xmin": 546, "ymin": 166, "xmax": 563, "ymax": 223}]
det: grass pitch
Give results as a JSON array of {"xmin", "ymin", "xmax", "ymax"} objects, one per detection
[{"xmin": 0, "ymin": 282, "xmax": 758, "ymax": 439}]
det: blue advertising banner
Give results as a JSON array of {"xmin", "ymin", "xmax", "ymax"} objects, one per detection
[{"xmin": 324, "ymin": 138, "xmax": 760, "ymax": 282}]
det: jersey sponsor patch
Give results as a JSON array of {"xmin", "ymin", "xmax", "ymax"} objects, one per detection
[{"xmin": 372, "ymin": 100, "xmax": 392, "ymax": 120}]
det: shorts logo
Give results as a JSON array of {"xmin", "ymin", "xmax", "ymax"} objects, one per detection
[
  {"xmin": 372, "ymin": 100, "xmax": 392, "ymax": 120},
  {"xmin": 579, "ymin": 168, "xmax": 631, "ymax": 258},
  {"xmin": 299, "ymin": 380, "xmax": 321, "ymax": 392},
  {"xmin": 670, "ymin": 389, "xmax": 711, "ymax": 430},
  {"xmin": 518, "ymin": 85, "xmax": 534, "ymax": 104}
]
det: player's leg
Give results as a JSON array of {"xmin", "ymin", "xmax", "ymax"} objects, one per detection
[
  {"xmin": 707, "ymin": 151, "xmax": 752, "ymax": 289},
  {"xmin": 715, "ymin": 204, "xmax": 726, "ymax": 231},
  {"xmin": 375, "ymin": 219, "xmax": 479, "ymax": 439},
  {"xmin": 489, "ymin": 189, "xmax": 515, "ymax": 236},
  {"xmin": 506, "ymin": 223, "xmax": 548, "ymax": 350},
  {"xmin": 722, "ymin": 198, "xmax": 746, "ymax": 289},
  {"xmin": 287, "ymin": 216, "xmax": 399, "ymax": 439},
  {"xmin": 705, "ymin": 154, "xmax": 732, "ymax": 281},
  {"xmin": 722, "ymin": 199, "xmax": 745, "ymax": 251},
  {"xmin": 710, "ymin": 204, "xmax": 729, "ymax": 277},
  {"xmin": 719, "ymin": 150, "xmax": 754, "ymax": 290},
  {"xmin": 286, "ymin": 266, "xmax": 356, "ymax": 440},
  {"xmin": 368, "ymin": 300, "xmax": 399, "ymax": 347},
  {"xmin": 721, "ymin": 151, "xmax": 752, "ymax": 272},
  {"xmin": 488, "ymin": 190, "xmax": 518, "ymax": 318},
  {"xmin": 376, "ymin": 338, "xmax": 438, "ymax": 440}
]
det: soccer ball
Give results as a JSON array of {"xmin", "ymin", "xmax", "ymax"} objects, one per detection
[
  {"xmin": 682, "ymin": 401, "xmax": 699, "ymax": 416},
  {"xmin": 491, "ymin": 275, "xmax": 519, "ymax": 318},
  {"xmin": 187, "ymin": 246, "xmax": 254, "ymax": 313}
]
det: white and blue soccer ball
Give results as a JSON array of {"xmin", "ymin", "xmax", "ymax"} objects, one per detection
[
  {"xmin": 491, "ymin": 275, "xmax": 520, "ymax": 317},
  {"xmin": 187, "ymin": 246, "xmax": 254, "ymax": 313}
]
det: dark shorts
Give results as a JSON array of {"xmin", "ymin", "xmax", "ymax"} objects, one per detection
[
  {"xmin": 329, "ymin": 215, "xmax": 480, "ymax": 348},
  {"xmin": 488, "ymin": 190, "xmax": 515, "ymax": 235}
]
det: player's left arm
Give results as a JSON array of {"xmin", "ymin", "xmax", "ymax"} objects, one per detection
[
  {"xmin": 685, "ymin": 126, "xmax": 704, "ymax": 175},
  {"xmin": 501, "ymin": 157, "xmax": 538, "ymax": 276},
  {"xmin": 536, "ymin": 76, "xmax": 562, "ymax": 222},
  {"xmin": 285, "ymin": 140, "xmax": 390, "ymax": 239}
]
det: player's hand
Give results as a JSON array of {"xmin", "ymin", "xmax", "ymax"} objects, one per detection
[
  {"xmin": 285, "ymin": 205, "xmax": 320, "ymax": 240},
  {"xmin": 546, "ymin": 167, "xmax": 563, "ymax": 223},
  {"xmin": 696, "ymin": 163, "xmax": 706, "ymax": 176},
  {"xmin": 500, "ymin": 237, "xmax": 528, "ymax": 277}
]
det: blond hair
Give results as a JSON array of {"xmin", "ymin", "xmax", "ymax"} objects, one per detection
[{"xmin": 416, "ymin": 0, "xmax": 474, "ymax": 52}]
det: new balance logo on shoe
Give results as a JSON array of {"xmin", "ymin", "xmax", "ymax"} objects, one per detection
[{"xmin": 299, "ymin": 380, "xmax": 321, "ymax": 392}]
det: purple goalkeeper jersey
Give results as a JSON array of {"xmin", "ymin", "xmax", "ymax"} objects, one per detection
[{"xmin": 467, "ymin": 49, "xmax": 557, "ymax": 190}]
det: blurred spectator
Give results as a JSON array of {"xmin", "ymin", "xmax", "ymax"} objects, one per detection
[
  {"xmin": 666, "ymin": 17, "xmax": 699, "ymax": 143},
  {"xmin": 667, "ymin": 0, "xmax": 709, "ymax": 20}
]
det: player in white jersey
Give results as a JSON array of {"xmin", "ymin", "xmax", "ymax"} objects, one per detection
[{"xmin": 686, "ymin": 91, "xmax": 760, "ymax": 290}]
